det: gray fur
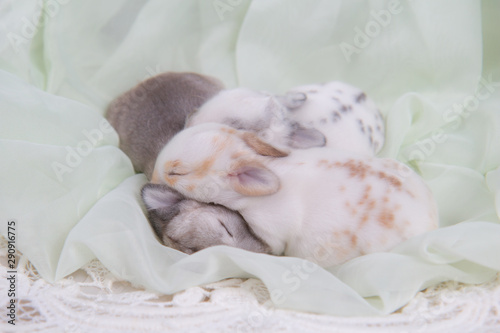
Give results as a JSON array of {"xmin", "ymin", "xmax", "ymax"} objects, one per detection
[
  {"xmin": 142, "ymin": 184, "xmax": 271, "ymax": 254},
  {"xmin": 106, "ymin": 72, "xmax": 224, "ymax": 178}
]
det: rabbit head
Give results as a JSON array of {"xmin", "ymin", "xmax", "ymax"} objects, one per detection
[
  {"xmin": 152, "ymin": 123, "xmax": 288, "ymax": 205},
  {"xmin": 186, "ymin": 88, "xmax": 325, "ymax": 150},
  {"xmin": 141, "ymin": 183, "xmax": 271, "ymax": 254}
]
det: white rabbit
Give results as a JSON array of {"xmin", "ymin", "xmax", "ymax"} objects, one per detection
[
  {"xmin": 185, "ymin": 87, "xmax": 327, "ymax": 150},
  {"xmin": 106, "ymin": 72, "xmax": 271, "ymax": 254},
  {"xmin": 151, "ymin": 123, "xmax": 438, "ymax": 267},
  {"xmin": 286, "ymin": 81, "xmax": 385, "ymax": 156}
]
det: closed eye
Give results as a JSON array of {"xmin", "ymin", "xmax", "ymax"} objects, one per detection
[
  {"xmin": 167, "ymin": 169, "xmax": 190, "ymax": 176},
  {"xmin": 218, "ymin": 219, "xmax": 233, "ymax": 237}
]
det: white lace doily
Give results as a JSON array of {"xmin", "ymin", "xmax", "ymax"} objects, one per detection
[{"xmin": 1, "ymin": 236, "xmax": 499, "ymax": 333}]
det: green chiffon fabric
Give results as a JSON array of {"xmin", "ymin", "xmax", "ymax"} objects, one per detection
[{"xmin": 1, "ymin": 0, "xmax": 499, "ymax": 316}]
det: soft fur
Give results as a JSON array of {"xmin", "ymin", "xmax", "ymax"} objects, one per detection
[
  {"xmin": 286, "ymin": 81, "xmax": 385, "ymax": 155},
  {"xmin": 152, "ymin": 123, "xmax": 438, "ymax": 267},
  {"xmin": 186, "ymin": 82, "xmax": 385, "ymax": 156},
  {"xmin": 106, "ymin": 72, "xmax": 271, "ymax": 254},
  {"xmin": 106, "ymin": 72, "xmax": 224, "ymax": 178},
  {"xmin": 141, "ymin": 184, "xmax": 270, "ymax": 254},
  {"xmin": 185, "ymin": 87, "xmax": 327, "ymax": 150}
]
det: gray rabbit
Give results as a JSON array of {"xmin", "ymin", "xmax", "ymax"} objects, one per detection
[{"xmin": 106, "ymin": 72, "xmax": 271, "ymax": 254}]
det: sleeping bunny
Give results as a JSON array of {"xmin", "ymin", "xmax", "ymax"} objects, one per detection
[
  {"xmin": 150, "ymin": 123, "xmax": 438, "ymax": 267},
  {"xmin": 106, "ymin": 72, "xmax": 271, "ymax": 254},
  {"xmin": 141, "ymin": 184, "xmax": 270, "ymax": 254},
  {"xmin": 185, "ymin": 87, "xmax": 327, "ymax": 150},
  {"xmin": 286, "ymin": 81, "xmax": 385, "ymax": 156},
  {"xmin": 186, "ymin": 81, "xmax": 384, "ymax": 156}
]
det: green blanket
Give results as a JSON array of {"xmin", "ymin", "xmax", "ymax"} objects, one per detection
[{"xmin": 1, "ymin": 0, "xmax": 499, "ymax": 316}]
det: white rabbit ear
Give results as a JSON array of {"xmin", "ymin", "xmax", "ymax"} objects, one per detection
[
  {"xmin": 229, "ymin": 161, "xmax": 280, "ymax": 196},
  {"xmin": 141, "ymin": 183, "xmax": 184, "ymax": 210},
  {"xmin": 240, "ymin": 132, "xmax": 289, "ymax": 157},
  {"xmin": 288, "ymin": 124, "xmax": 326, "ymax": 149}
]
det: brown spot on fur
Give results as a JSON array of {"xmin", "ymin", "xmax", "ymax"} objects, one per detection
[
  {"xmin": 351, "ymin": 234, "xmax": 358, "ymax": 247},
  {"xmin": 240, "ymin": 132, "xmax": 288, "ymax": 157},
  {"xmin": 359, "ymin": 212, "xmax": 370, "ymax": 227},
  {"xmin": 164, "ymin": 160, "xmax": 181, "ymax": 171},
  {"xmin": 186, "ymin": 184, "xmax": 195, "ymax": 192},
  {"xmin": 163, "ymin": 160, "xmax": 182, "ymax": 184},
  {"xmin": 193, "ymin": 157, "xmax": 215, "ymax": 178},
  {"xmin": 376, "ymin": 171, "xmax": 402, "ymax": 189},
  {"xmin": 231, "ymin": 150, "xmax": 246, "ymax": 159},
  {"xmin": 221, "ymin": 127, "xmax": 236, "ymax": 134},
  {"xmin": 165, "ymin": 176, "xmax": 178, "ymax": 186},
  {"xmin": 334, "ymin": 159, "xmax": 406, "ymax": 192},
  {"xmin": 341, "ymin": 160, "xmax": 370, "ymax": 179},
  {"xmin": 339, "ymin": 185, "xmax": 346, "ymax": 192},
  {"xmin": 378, "ymin": 209, "xmax": 395, "ymax": 228},
  {"xmin": 358, "ymin": 184, "xmax": 372, "ymax": 205}
]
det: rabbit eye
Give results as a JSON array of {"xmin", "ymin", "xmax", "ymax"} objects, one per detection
[
  {"xmin": 167, "ymin": 168, "xmax": 190, "ymax": 176},
  {"xmin": 168, "ymin": 171, "xmax": 188, "ymax": 176},
  {"xmin": 218, "ymin": 219, "xmax": 233, "ymax": 237}
]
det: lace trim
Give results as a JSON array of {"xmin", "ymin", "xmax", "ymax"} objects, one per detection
[{"xmin": 1, "ymin": 235, "xmax": 499, "ymax": 332}]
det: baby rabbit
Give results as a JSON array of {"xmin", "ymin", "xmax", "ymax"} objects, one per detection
[
  {"xmin": 186, "ymin": 87, "xmax": 327, "ymax": 150},
  {"xmin": 286, "ymin": 81, "xmax": 385, "ymax": 156},
  {"xmin": 106, "ymin": 72, "xmax": 271, "ymax": 254},
  {"xmin": 141, "ymin": 184, "xmax": 270, "ymax": 254},
  {"xmin": 150, "ymin": 123, "xmax": 438, "ymax": 267}
]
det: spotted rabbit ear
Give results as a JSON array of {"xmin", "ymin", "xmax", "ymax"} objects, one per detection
[{"xmin": 240, "ymin": 132, "xmax": 289, "ymax": 157}]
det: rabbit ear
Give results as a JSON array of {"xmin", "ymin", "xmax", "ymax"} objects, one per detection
[
  {"xmin": 288, "ymin": 123, "xmax": 326, "ymax": 149},
  {"xmin": 141, "ymin": 184, "xmax": 185, "ymax": 241},
  {"xmin": 229, "ymin": 161, "xmax": 280, "ymax": 196},
  {"xmin": 141, "ymin": 183, "xmax": 184, "ymax": 211},
  {"xmin": 240, "ymin": 132, "xmax": 289, "ymax": 157},
  {"xmin": 276, "ymin": 91, "xmax": 307, "ymax": 109}
]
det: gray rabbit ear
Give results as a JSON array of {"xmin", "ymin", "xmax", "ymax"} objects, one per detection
[
  {"xmin": 288, "ymin": 123, "xmax": 326, "ymax": 149},
  {"xmin": 141, "ymin": 184, "xmax": 184, "ymax": 240},
  {"xmin": 141, "ymin": 183, "xmax": 183, "ymax": 211}
]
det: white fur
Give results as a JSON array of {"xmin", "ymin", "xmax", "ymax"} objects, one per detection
[
  {"xmin": 186, "ymin": 88, "xmax": 326, "ymax": 150},
  {"xmin": 187, "ymin": 82, "xmax": 384, "ymax": 156},
  {"xmin": 286, "ymin": 81, "xmax": 385, "ymax": 155},
  {"xmin": 141, "ymin": 184, "xmax": 271, "ymax": 254},
  {"xmin": 153, "ymin": 123, "xmax": 438, "ymax": 267}
]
